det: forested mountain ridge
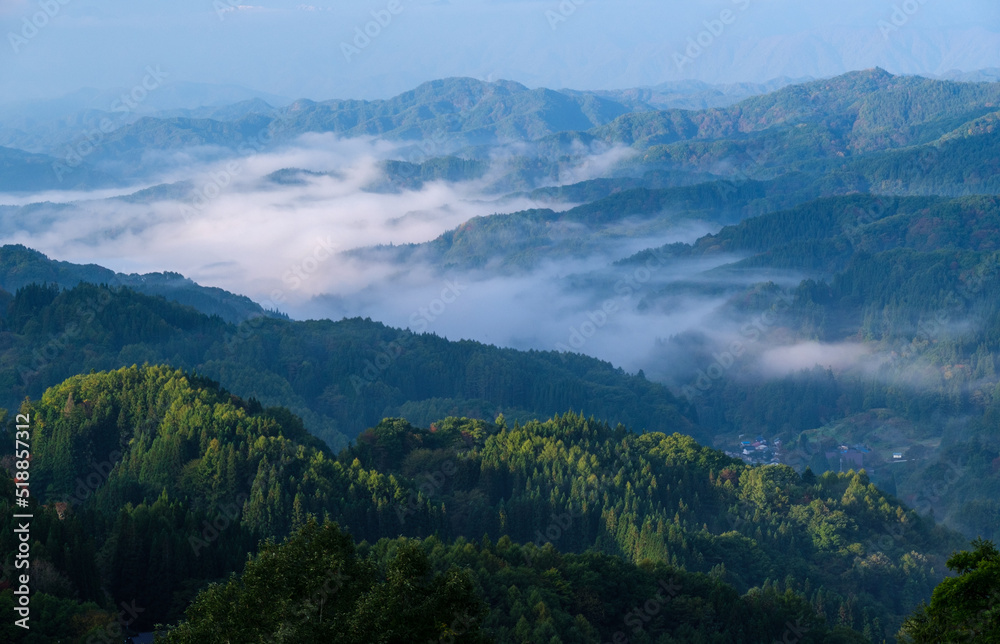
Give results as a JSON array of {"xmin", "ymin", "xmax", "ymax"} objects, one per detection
[
  {"xmin": 0, "ymin": 245, "xmax": 278, "ymax": 325},
  {"xmin": 592, "ymin": 69, "xmax": 1000, "ymax": 153},
  {"xmin": 162, "ymin": 519, "xmax": 872, "ymax": 644},
  {"xmin": 353, "ymin": 179, "xmax": 1000, "ymax": 278},
  {"xmin": 0, "ymin": 146, "xmax": 116, "ymax": 192},
  {"xmin": 4, "ymin": 70, "xmax": 995, "ymax": 189},
  {"xmin": 351, "ymin": 176, "xmax": 828, "ymax": 272},
  {"xmin": 2, "ymin": 69, "xmax": 999, "ymax": 642},
  {"xmin": 623, "ymin": 194, "xmax": 1000, "ymax": 272},
  {"xmin": 0, "ymin": 279, "xmax": 696, "ymax": 450},
  {"xmin": 564, "ymin": 76, "xmax": 808, "ymax": 112},
  {"xmin": 10, "ymin": 77, "xmax": 640, "ymax": 176},
  {"xmin": 351, "ymin": 73, "xmax": 1000, "ymax": 276},
  {"xmin": 614, "ymin": 192, "xmax": 1000, "ymax": 544},
  {"xmin": 0, "ymin": 366, "xmax": 963, "ymax": 641},
  {"xmin": 86, "ymin": 71, "xmax": 1000, "ymax": 170}
]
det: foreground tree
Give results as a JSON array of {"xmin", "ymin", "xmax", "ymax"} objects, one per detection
[
  {"xmin": 898, "ymin": 538, "xmax": 1000, "ymax": 642},
  {"xmin": 158, "ymin": 518, "xmax": 489, "ymax": 644}
]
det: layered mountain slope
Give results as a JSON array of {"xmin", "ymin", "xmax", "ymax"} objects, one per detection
[
  {"xmin": 0, "ymin": 279, "xmax": 696, "ymax": 450},
  {"xmin": 0, "ymin": 145, "xmax": 116, "ymax": 192},
  {"xmin": 5, "ymin": 70, "xmax": 995, "ymax": 187},
  {"xmin": 0, "ymin": 244, "xmax": 276, "ymax": 324},
  {"xmin": 1, "ymin": 366, "xmax": 962, "ymax": 640},
  {"xmin": 593, "ymin": 69, "xmax": 1000, "ymax": 153}
]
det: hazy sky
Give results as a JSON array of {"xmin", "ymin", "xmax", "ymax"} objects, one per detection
[{"xmin": 1, "ymin": 0, "xmax": 998, "ymax": 103}]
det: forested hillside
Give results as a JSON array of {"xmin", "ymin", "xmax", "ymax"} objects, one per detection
[
  {"xmin": 8, "ymin": 78, "xmax": 641, "ymax": 178},
  {"xmin": 623, "ymin": 193, "xmax": 1000, "ymax": 542},
  {"xmin": 161, "ymin": 520, "xmax": 871, "ymax": 644},
  {"xmin": 0, "ymin": 281, "xmax": 696, "ymax": 450},
  {"xmin": 0, "ymin": 147, "xmax": 115, "ymax": 192},
  {"xmin": 351, "ymin": 73, "xmax": 1000, "ymax": 276},
  {"xmin": 594, "ymin": 69, "xmax": 1000, "ymax": 153},
  {"xmin": 0, "ymin": 367, "xmax": 962, "ymax": 641},
  {"xmin": 0, "ymin": 245, "xmax": 276, "ymax": 325},
  {"xmin": 2, "ymin": 70, "xmax": 999, "ymax": 642}
]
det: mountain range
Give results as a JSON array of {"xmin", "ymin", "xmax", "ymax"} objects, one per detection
[
  {"xmin": 2, "ymin": 68, "xmax": 998, "ymax": 192},
  {"xmin": 2, "ymin": 68, "xmax": 1000, "ymax": 642}
]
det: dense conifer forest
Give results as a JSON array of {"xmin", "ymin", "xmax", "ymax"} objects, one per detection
[{"xmin": 3, "ymin": 69, "xmax": 1000, "ymax": 642}]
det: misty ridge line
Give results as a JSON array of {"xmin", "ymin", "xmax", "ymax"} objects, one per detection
[
  {"xmin": 0, "ymin": 179, "xmax": 960, "ymax": 402},
  {"xmin": 53, "ymin": 65, "xmax": 170, "ymax": 183},
  {"xmin": 156, "ymin": 73, "xmax": 634, "ymax": 236},
  {"xmin": 4, "ymin": 66, "xmax": 996, "ymax": 201},
  {"xmin": 554, "ymin": 245, "xmax": 675, "ymax": 357},
  {"xmin": 681, "ymin": 289, "xmax": 794, "ymax": 401},
  {"xmin": 0, "ymin": 190, "xmax": 983, "ymax": 400},
  {"xmin": 5, "ymin": 4, "xmax": 1000, "ymax": 640},
  {"xmin": 3, "ymin": 70, "xmax": 999, "ymax": 405}
]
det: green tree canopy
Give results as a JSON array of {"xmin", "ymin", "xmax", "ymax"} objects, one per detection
[{"xmin": 898, "ymin": 538, "xmax": 1000, "ymax": 642}]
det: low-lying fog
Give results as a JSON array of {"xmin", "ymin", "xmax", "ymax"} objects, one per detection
[{"xmin": 1, "ymin": 133, "xmax": 862, "ymax": 384}]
